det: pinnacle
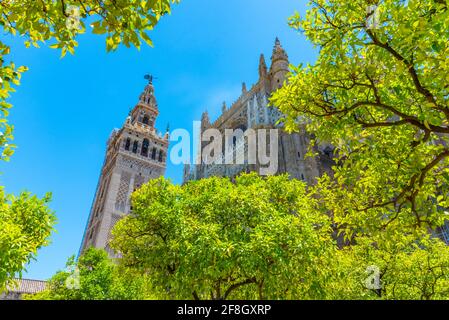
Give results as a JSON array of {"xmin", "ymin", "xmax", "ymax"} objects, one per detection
[{"xmin": 275, "ymin": 37, "xmax": 281, "ymax": 47}]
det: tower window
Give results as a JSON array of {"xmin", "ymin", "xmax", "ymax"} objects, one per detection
[
  {"xmin": 132, "ymin": 141, "xmax": 139, "ymax": 154},
  {"xmin": 142, "ymin": 115, "xmax": 149, "ymax": 125},
  {"xmin": 297, "ymin": 152, "xmax": 300, "ymax": 158},
  {"xmin": 141, "ymin": 139, "xmax": 149, "ymax": 157},
  {"xmin": 151, "ymin": 147, "xmax": 157, "ymax": 160},
  {"xmin": 125, "ymin": 138, "xmax": 131, "ymax": 151}
]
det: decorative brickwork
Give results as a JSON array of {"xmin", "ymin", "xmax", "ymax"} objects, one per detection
[{"xmin": 115, "ymin": 171, "xmax": 131, "ymax": 212}]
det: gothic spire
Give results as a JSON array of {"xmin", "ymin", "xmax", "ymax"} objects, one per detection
[
  {"xmin": 242, "ymin": 82, "xmax": 247, "ymax": 94},
  {"xmin": 275, "ymin": 37, "xmax": 281, "ymax": 47},
  {"xmin": 222, "ymin": 101, "xmax": 227, "ymax": 114},
  {"xmin": 201, "ymin": 110, "xmax": 210, "ymax": 124}
]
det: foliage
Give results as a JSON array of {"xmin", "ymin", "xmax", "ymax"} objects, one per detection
[
  {"xmin": 25, "ymin": 248, "xmax": 154, "ymax": 300},
  {"xmin": 265, "ymin": 0, "xmax": 449, "ymax": 299},
  {"xmin": 1, "ymin": 0, "xmax": 179, "ymax": 55},
  {"xmin": 111, "ymin": 174, "xmax": 338, "ymax": 300},
  {"xmin": 0, "ymin": 190, "xmax": 55, "ymax": 291},
  {"xmin": 25, "ymin": 171, "xmax": 449, "ymax": 300},
  {"xmin": 322, "ymin": 231, "xmax": 449, "ymax": 300},
  {"xmin": 108, "ymin": 174, "xmax": 449, "ymax": 300},
  {"xmin": 271, "ymin": 0, "xmax": 449, "ymax": 235},
  {"xmin": 0, "ymin": 42, "xmax": 25, "ymax": 161}
]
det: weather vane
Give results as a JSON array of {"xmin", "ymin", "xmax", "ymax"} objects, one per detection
[{"xmin": 144, "ymin": 74, "xmax": 157, "ymax": 84}]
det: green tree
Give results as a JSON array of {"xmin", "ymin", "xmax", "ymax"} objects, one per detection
[
  {"xmin": 321, "ymin": 231, "xmax": 449, "ymax": 299},
  {"xmin": 25, "ymin": 171, "xmax": 449, "ymax": 300},
  {"xmin": 25, "ymin": 248, "xmax": 154, "ymax": 300},
  {"xmin": 268, "ymin": 0, "xmax": 449, "ymax": 299},
  {"xmin": 111, "ymin": 174, "xmax": 337, "ymax": 300},
  {"xmin": 0, "ymin": 191, "xmax": 55, "ymax": 291},
  {"xmin": 271, "ymin": 0, "xmax": 449, "ymax": 235}
]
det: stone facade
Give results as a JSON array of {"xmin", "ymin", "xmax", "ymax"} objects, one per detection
[
  {"xmin": 80, "ymin": 80, "xmax": 169, "ymax": 255},
  {"xmin": 183, "ymin": 38, "xmax": 334, "ymax": 184}
]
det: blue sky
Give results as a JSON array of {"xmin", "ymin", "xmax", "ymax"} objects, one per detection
[{"xmin": 1, "ymin": 0, "xmax": 317, "ymax": 280}]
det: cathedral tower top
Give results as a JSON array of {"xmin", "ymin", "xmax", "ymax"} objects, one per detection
[
  {"xmin": 271, "ymin": 37, "xmax": 288, "ymax": 62},
  {"xmin": 270, "ymin": 37, "xmax": 289, "ymax": 91},
  {"xmin": 129, "ymin": 75, "xmax": 160, "ymax": 130}
]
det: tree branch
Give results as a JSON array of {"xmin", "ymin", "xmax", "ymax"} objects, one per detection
[
  {"xmin": 366, "ymin": 29, "xmax": 449, "ymax": 120},
  {"xmin": 223, "ymin": 277, "xmax": 257, "ymax": 300}
]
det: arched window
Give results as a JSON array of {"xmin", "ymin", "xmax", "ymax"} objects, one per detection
[
  {"xmin": 132, "ymin": 141, "xmax": 139, "ymax": 154},
  {"xmin": 151, "ymin": 147, "xmax": 157, "ymax": 160},
  {"xmin": 158, "ymin": 150, "xmax": 164, "ymax": 162},
  {"xmin": 142, "ymin": 115, "xmax": 149, "ymax": 125},
  {"xmin": 125, "ymin": 138, "xmax": 131, "ymax": 151},
  {"xmin": 141, "ymin": 139, "xmax": 149, "ymax": 157}
]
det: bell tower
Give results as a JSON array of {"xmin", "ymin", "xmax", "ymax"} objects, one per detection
[{"xmin": 80, "ymin": 77, "xmax": 169, "ymax": 256}]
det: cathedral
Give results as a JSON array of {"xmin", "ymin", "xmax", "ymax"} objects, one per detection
[
  {"xmin": 183, "ymin": 38, "xmax": 334, "ymax": 184},
  {"xmin": 80, "ymin": 78, "xmax": 169, "ymax": 255}
]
